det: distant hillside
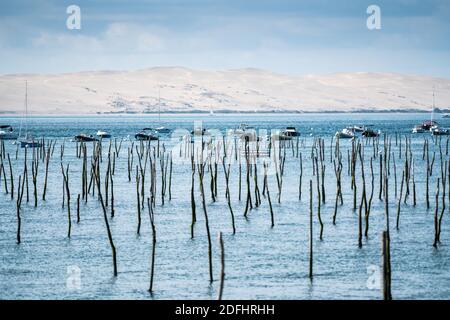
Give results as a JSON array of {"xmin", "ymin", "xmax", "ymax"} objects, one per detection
[{"xmin": 0, "ymin": 67, "xmax": 449, "ymax": 115}]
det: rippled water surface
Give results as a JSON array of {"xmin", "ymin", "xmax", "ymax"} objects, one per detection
[{"xmin": 0, "ymin": 113, "xmax": 449, "ymax": 300}]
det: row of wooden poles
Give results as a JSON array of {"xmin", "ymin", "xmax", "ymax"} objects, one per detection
[{"xmin": 1, "ymin": 131, "xmax": 449, "ymax": 300}]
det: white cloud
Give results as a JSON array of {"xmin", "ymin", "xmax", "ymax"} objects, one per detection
[{"xmin": 31, "ymin": 22, "xmax": 165, "ymax": 53}]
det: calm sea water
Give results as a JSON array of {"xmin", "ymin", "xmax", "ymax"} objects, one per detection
[{"xmin": 0, "ymin": 113, "xmax": 449, "ymax": 300}]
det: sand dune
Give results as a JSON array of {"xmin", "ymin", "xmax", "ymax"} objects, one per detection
[{"xmin": 0, "ymin": 67, "xmax": 449, "ymax": 115}]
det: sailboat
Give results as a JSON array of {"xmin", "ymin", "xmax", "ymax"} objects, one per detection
[
  {"xmin": 155, "ymin": 88, "xmax": 170, "ymax": 134},
  {"xmin": 18, "ymin": 81, "xmax": 42, "ymax": 148},
  {"xmin": 412, "ymin": 87, "xmax": 439, "ymax": 133}
]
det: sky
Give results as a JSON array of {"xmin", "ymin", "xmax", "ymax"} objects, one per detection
[{"xmin": 1, "ymin": 0, "xmax": 450, "ymax": 77}]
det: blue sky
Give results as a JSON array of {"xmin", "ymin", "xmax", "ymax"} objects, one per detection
[{"xmin": 1, "ymin": 0, "xmax": 450, "ymax": 76}]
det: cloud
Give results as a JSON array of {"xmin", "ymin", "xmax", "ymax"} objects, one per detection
[
  {"xmin": 1, "ymin": 0, "xmax": 450, "ymax": 76},
  {"xmin": 31, "ymin": 22, "xmax": 166, "ymax": 53}
]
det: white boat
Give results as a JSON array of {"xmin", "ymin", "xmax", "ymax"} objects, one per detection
[
  {"xmin": 412, "ymin": 120, "xmax": 438, "ymax": 133},
  {"xmin": 412, "ymin": 125, "xmax": 427, "ymax": 133},
  {"xmin": 413, "ymin": 89, "xmax": 440, "ymax": 133},
  {"xmin": 0, "ymin": 125, "xmax": 13, "ymax": 131},
  {"xmin": 75, "ymin": 134, "xmax": 98, "ymax": 142},
  {"xmin": 282, "ymin": 126, "xmax": 301, "ymax": 138},
  {"xmin": 135, "ymin": 128, "xmax": 159, "ymax": 141},
  {"xmin": 96, "ymin": 130, "xmax": 111, "ymax": 139},
  {"xmin": 0, "ymin": 126, "xmax": 18, "ymax": 140},
  {"xmin": 155, "ymin": 126, "xmax": 171, "ymax": 134},
  {"xmin": 348, "ymin": 125, "xmax": 365, "ymax": 132},
  {"xmin": 335, "ymin": 128, "xmax": 355, "ymax": 139},
  {"xmin": 431, "ymin": 127, "xmax": 450, "ymax": 136}
]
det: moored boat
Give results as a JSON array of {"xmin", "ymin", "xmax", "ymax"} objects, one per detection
[
  {"xmin": 362, "ymin": 128, "xmax": 380, "ymax": 137},
  {"xmin": 349, "ymin": 125, "xmax": 365, "ymax": 132},
  {"xmin": 135, "ymin": 128, "xmax": 159, "ymax": 141},
  {"xmin": 282, "ymin": 126, "xmax": 301, "ymax": 138},
  {"xmin": 20, "ymin": 138, "xmax": 42, "ymax": 148},
  {"xmin": 0, "ymin": 129, "xmax": 18, "ymax": 140},
  {"xmin": 0, "ymin": 125, "xmax": 13, "ymax": 131},
  {"xmin": 412, "ymin": 120, "xmax": 438, "ymax": 133},
  {"xmin": 74, "ymin": 134, "xmax": 98, "ymax": 142},
  {"xmin": 96, "ymin": 130, "xmax": 111, "ymax": 139},
  {"xmin": 335, "ymin": 128, "xmax": 355, "ymax": 139},
  {"xmin": 155, "ymin": 126, "xmax": 171, "ymax": 134},
  {"xmin": 431, "ymin": 127, "xmax": 450, "ymax": 136}
]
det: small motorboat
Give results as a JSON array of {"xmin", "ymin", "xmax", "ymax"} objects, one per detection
[
  {"xmin": 135, "ymin": 128, "xmax": 159, "ymax": 141},
  {"xmin": 74, "ymin": 134, "xmax": 98, "ymax": 142},
  {"xmin": 362, "ymin": 129, "xmax": 380, "ymax": 137},
  {"xmin": 335, "ymin": 128, "xmax": 355, "ymax": 139},
  {"xmin": 0, "ymin": 125, "xmax": 13, "ymax": 131},
  {"xmin": 412, "ymin": 125, "xmax": 427, "ymax": 133},
  {"xmin": 349, "ymin": 125, "xmax": 365, "ymax": 133},
  {"xmin": 431, "ymin": 127, "xmax": 450, "ymax": 136},
  {"xmin": 155, "ymin": 126, "xmax": 171, "ymax": 134},
  {"xmin": 412, "ymin": 120, "xmax": 438, "ymax": 133},
  {"xmin": 0, "ymin": 125, "xmax": 18, "ymax": 140},
  {"xmin": 0, "ymin": 130, "xmax": 18, "ymax": 140},
  {"xmin": 282, "ymin": 127, "xmax": 301, "ymax": 138},
  {"xmin": 96, "ymin": 130, "xmax": 111, "ymax": 139}
]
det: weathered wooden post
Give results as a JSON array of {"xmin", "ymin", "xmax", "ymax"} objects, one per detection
[
  {"xmin": 147, "ymin": 197, "xmax": 156, "ymax": 293},
  {"xmin": 222, "ymin": 157, "xmax": 236, "ymax": 234},
  {"xmin": 197, "ymin": 153, "xmax": 213, "ymax": 283},
  {"xmin": 7, "ymin": 154, "xmax": 14, "ymax": 200},
  {"xmin": 190, "ymin": 154, "xmax": 196, "ymax": 239},
  {"xmin": 61, "ymin": 163, "xmax": 71, "ymax": 238},
  {"xmin": 42, "ymin": 147, "xmax": 50, "ymax": 200},
  {"xmin": 309, "ymin": 179, "xmax": 313, "ymax": 279},
  {"xmin": 136, "ymin": 166, "xmax": 141, "ymax": 235},
  {"xmin": 93, "ymin": 159, "xmax": 118, "ymax": 277},
  {"xmin": 396, "ymin": 170, "xmax": 405, "ymax": 230},
  {"xmin": 217, "ymin": 232, "xmax": 225, "ymax": 300},
  {"xmin": 381, "ymin": 231, "xmax": 392, "ymax": 300}
]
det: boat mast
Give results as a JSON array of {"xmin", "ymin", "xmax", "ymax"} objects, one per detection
[
  {"xmin": 158, "ymin": 87, "xmax": 161, "ymax": 124},
  {"xmin": 25, "ymin": 80, "xmax": 28, "ymax": 138},
  {"xmin": 431, "ymin": 86, "xmax": 435, "ymax": 123}
]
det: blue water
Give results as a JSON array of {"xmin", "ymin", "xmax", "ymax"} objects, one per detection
[{"xmin": 0, "ymin": 113, "xmax": 449, "ymax": 300}]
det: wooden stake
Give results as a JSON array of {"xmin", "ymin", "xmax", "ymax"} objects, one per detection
[
  {"xmin": 217, "ymin": 232, "xmax": 225, "ymax": 300},
  {"xmin": 147, "ymin": 197, "xmax": 156, "ymax": 292},
  {"xmin": 309, "ymin": 179, "xmax": 313, "ymax": 279}
]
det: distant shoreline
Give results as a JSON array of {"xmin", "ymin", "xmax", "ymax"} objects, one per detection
[{"xmin": 0, "ymin": 108, "xmax": 449, "ymax": 117}]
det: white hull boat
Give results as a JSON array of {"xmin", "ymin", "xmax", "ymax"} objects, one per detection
[{"xmin": 335, "ymin": 128, "xmax": 355, "ymax": 139}]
